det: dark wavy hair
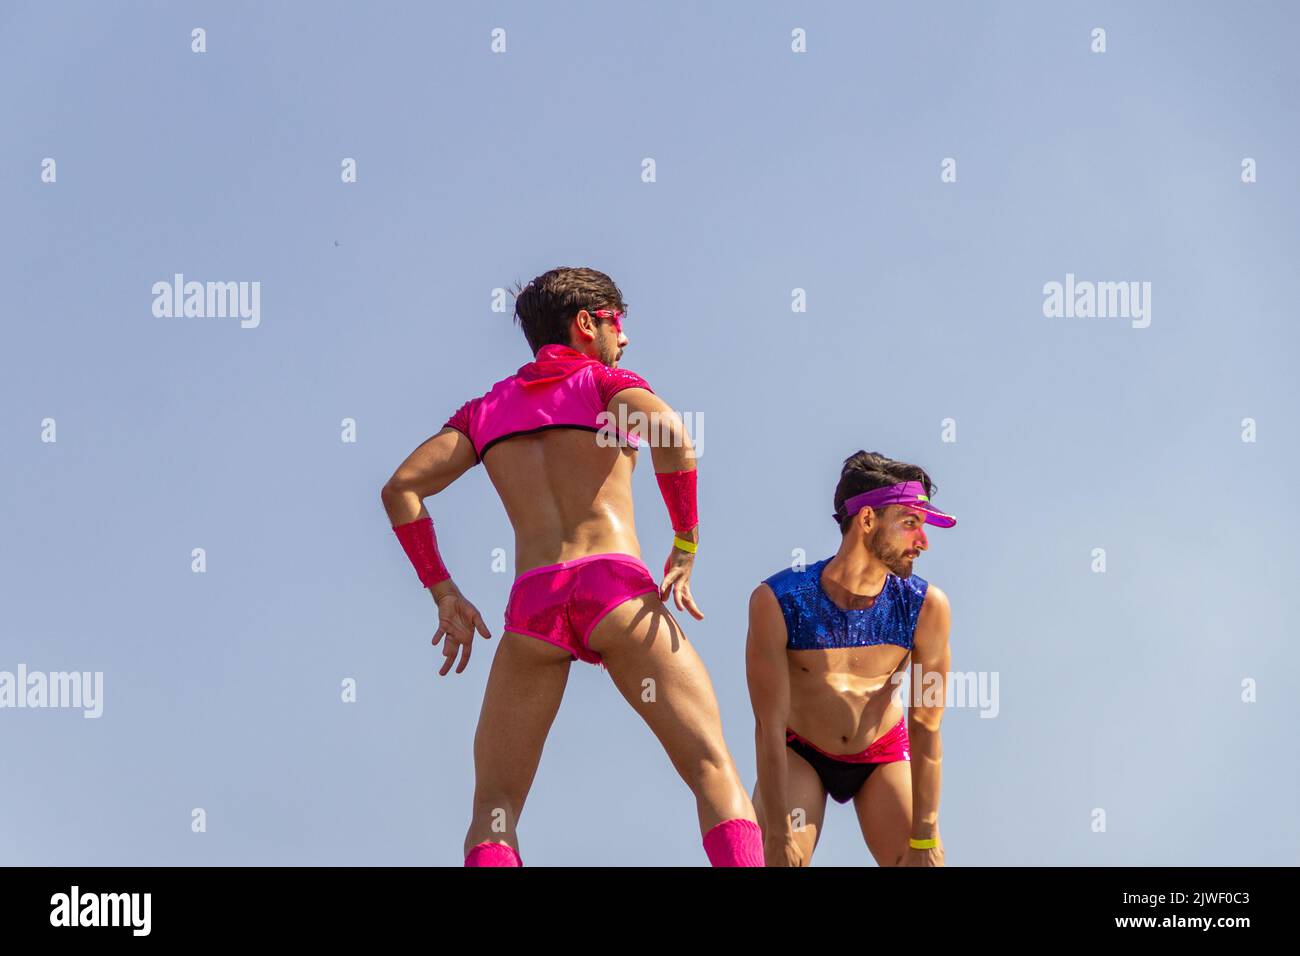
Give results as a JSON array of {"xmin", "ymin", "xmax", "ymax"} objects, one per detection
[
  {"xmin": 510, "ymin": 266, "xmax": 627, "ymax": 354},
  {"xmin": 832, "ymin": 450, "xmax": 937, "ymax": 533}
]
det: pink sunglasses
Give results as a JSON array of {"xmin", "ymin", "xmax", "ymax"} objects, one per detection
[{"xmin": 591, "ymin": 309, "xmax": 624, "ymax": 334}]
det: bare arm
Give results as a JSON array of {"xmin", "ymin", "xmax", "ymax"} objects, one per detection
[
  {"xmin": 605, "ymin": 386, "xmax": 703, "ymax": 617},
  {"xmin": 605, "ymin": 386, "xmax": 697, "ymax": 476},
  {"xmin": 380, "ymin": 426, "xmax": 477, "ymax": 585},
  {"xmin": 381, "ymin": 427, "xmax": 486, "ymax": 674},
  {"xmin": 907, "ymin": 583, "xmax": 952, "ymax": 864},
  {"xmin": 381, "ymin": 427, "xmax": 476, "ymax": 516},
  {"xmin": 746, "ymin": 583, "xmax": 801, "ymax": 865}
]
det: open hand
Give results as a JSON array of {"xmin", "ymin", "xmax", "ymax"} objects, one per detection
[
  {"xmin": 662, "ymin": 547, "xmax": 703, "ymax": 620},
  {"xmin": 431, "ymin": 590, "xmax": 491, "ymax": 675}
]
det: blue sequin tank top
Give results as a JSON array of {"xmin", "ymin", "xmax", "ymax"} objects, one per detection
[{"xmin": 762, "ymin": 557, "xmax": 929, "ymax": 652}]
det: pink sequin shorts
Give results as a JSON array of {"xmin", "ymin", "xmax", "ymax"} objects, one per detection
[{"xmin": 504, "ymin": 553, "xmax": 659, "ymax": 666}]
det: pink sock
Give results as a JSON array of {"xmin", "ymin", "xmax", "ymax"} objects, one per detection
[
  {"xmin": 464, "ymin": 841, "xmax": 522, "ymax": 867},
  {"xmin": 702, "ymin": 818, "xmax": 764, "ymax": 867}
]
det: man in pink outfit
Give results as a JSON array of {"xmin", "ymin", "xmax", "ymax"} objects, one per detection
[{"xmin": 381, "ymin": 266, "xmax": 761, "ymax": 866}]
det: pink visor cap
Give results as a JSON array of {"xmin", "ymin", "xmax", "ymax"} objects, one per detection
[{"xmin": 838, "ymin": 480, "xmax": 956, "ymax": 528}]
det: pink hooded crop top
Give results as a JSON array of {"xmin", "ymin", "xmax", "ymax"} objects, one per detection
[{"xmin": 442, "ymin": 344, "xmax": 655, "ymax": 462}]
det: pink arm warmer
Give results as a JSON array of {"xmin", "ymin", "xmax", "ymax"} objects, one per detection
[
  {"xmin": 392, "ymin": 515, "xmax": 451, "ymax": 589},
  {"xmin": 655, "ymin": 469, "xmax": 698, "ymax": 534}
]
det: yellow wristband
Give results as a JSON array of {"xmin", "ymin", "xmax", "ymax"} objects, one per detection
[
  {"xmin": 909, "ymin": 838, "xmax": 937, "ymax": 850},
  {"xmin": 672, "ymin": 535, "xmax": 698, "ymax": 553}
]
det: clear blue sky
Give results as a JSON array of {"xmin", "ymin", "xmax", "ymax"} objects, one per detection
[{"xmin": 1, "ymin": 0, "xmax": 1296, "ymax": 865}]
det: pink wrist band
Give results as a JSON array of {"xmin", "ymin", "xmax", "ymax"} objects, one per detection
[
  {"xmin": 655, "ymin": 469, "xmax": 698, "ymax": 534},
  {"xmin": 392, "ymin": 515, "xmax": 451, "ymax": 588}
]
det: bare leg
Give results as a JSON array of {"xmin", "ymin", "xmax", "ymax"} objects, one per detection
[
  {"xmin": 852, "ymin": 760, "xmax": 912, "ymax": 866},
  {"xmin": 753, "ymin": 746, "xmax": 827, "ymax": 865},
  {"xmin": 587, "ymin": 593, "xmax": 755, "ymax": 833},
  {"xmin": 462, "ymin": 633, "xmax": 572, "ymax": 858}
]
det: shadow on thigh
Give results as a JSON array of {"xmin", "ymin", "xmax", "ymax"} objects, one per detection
[
  {"xmin": 587, "ymin": 591, "xmax": 685, "ymax": 662},
  {"xmin": 585, "ymin": 593, "xmax": 732, "ymax": 787}
]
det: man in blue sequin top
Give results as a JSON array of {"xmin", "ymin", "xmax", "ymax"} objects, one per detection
[{"xmin": 746, "ymin": 450, "xmax": 955, "ymax": 866}]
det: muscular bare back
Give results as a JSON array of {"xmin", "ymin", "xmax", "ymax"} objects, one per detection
[{"xmin": 481, "ymin": 428, "xmax": 642, "ymax": 574}]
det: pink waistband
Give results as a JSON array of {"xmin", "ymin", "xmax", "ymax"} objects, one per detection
[
  {"xmin": 786, "ymin": 715, "xmax": 908, "ymax": 764},
  {"xmin": 511, "ymin": 551, "xmax": 650, "ymax": 587}
]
